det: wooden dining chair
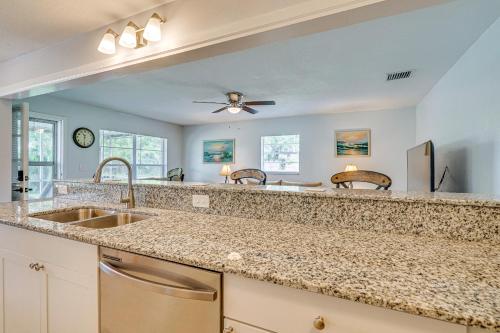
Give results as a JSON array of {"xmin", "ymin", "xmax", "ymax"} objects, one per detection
[
  {"xmin": 331, "ymin": 170, "xmax": 392, "ymax": 190},
  {"xmin": 167, "ymin": 168, "xmax": 185, "ymax": 181},
  {"xmin": 231, "ymin": 169, "xmax": 267, "ymax": 185}
]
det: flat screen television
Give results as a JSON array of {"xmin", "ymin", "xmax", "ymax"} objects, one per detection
[{"xmin": 407, "ymin": 141, "xmax": 435, "ymax": 192}]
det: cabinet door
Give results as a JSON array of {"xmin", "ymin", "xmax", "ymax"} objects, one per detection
[
  {"xmin": 0, "ymin": 250, "xmax": 43, "ymax": 333},
  {"xmin": 0, "ymin": 224, "xmax": 98, "ymax": 333},
  {"xmin": 224, "ymin": 274, "xmax": 466, "ymax": 333},
  {"xmin": 45, "ymin": 262, "xmax": 98, "ymax": 333},
  {"xmin": 224, "ymin": 318, "xmax": 272, "ymax": 333}
]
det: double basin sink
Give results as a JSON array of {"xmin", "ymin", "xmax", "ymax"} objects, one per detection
[{"xmin": 30, "ymin": 208, "xmax": 152, "ymax": 229}]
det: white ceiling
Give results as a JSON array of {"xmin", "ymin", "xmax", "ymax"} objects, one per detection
[
  {"xmin": 0, "ymin": 0, "xmax": 173, "ymax": 62},
  {"xmin": 49, "ymin": 0, "xmax": 500, "ymax": 125}
]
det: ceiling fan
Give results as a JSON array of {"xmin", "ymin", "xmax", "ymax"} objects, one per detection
[{"xmin": 193, "ymin": 92, "xmax": 276, "ymax": 114}]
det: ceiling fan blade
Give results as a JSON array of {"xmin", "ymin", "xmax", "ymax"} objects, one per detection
[
  {"xmin": 242, "ymin": 106, "xmax": 259, "ymax": 114},
  {"xmin": 212, "ymin": 107, "xmax": 227, "ymax": 113},
  {"xmin": 244, "ymin": 100, "xmax": 276, "ymax": 106},
  {"xmin": 193, "ymin": 101, "xmax": 228, "ymax": 105}
]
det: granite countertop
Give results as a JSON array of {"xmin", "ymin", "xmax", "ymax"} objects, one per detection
[
  {"xmin": 0, "ymin": 199, "xmax": 499, "ymax": 330},
  {"xmin": 55, "ymin": 178, "xmax": 500, "ymax": 208}
]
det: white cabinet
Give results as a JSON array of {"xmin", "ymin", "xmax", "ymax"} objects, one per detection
[
  {"xmin": 1, "ymin": 250, "xmax": 43, "ymax": 333},
  {"xmin": 223, "ymin": 318, "xmax": 272, "ymax": 333},
  {"xmin": 0, "ymin": 225, "xmax": 98, "ymax": 333},
  {"xmin": 224, "ymin": 274, "xmax": 471, "ymax": 333},
  {"xmin": 45, "ymin": 261, "xmax": 97, "ymax": 333}
]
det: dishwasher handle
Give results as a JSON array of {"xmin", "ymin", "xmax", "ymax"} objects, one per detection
[{"xmin": 99, "ymin": 261, "xmax": 217, "ymax": 302}]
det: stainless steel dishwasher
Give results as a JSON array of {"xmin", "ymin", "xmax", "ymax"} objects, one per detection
[{"xmin": 99, "ymin": 247, "xmax": 221, "ymax": 333}]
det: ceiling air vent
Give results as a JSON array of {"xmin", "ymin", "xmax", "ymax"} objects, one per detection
[{"xmin": 386, "ymin": 70, "xmax": 413, "ymax": 81}]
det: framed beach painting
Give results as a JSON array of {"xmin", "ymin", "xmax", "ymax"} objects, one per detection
[
  {"xmin": 335, "ymin": 129, "xmax": 371, "ymax": 157},
  {"xmin": 203, "ymin": 139, "xmax": 235, "ymax": 163}
]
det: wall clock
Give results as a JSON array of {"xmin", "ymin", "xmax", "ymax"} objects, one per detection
[{"xmin": 73, "ymin": 127, "xmax": 95, "ymax": 148}]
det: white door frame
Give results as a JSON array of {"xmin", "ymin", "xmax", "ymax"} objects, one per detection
[
  {"xmin": 11, "ymin": 102, "xmax": 30, "ymax": 201},
  {"xmin": 30, "ymin": 112, "xmax": 65, "ymax": 180}
]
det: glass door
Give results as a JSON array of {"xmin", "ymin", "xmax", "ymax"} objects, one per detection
[
  {"xmin": 28, "ymin": 118, "xmax": 58, "ymax": 200},
  {"xmin": 11, "ymin": 103, "xmax": 29, "ymax": 201}
]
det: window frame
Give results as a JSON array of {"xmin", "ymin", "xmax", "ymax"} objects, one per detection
[
  {"xmin": 260, "ymin": 134, "xmax": 300, "ymax": 175},
  {"xmin": 30, "ymin": 112, "xmax": 65, "ymax": 179},
  {"xmin": 28, "ymin": 117, "xmax": 59, "ymax": 199},
  {"xmin": 99, "ymin": 130, "xmax": 168, "ymax": 180},
  {"xmin": 135, "ymin": 134, "xmax": 168, "ymax": 180}
]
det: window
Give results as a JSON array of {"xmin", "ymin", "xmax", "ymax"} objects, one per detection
[
  {"xmin": 261, "ymin": 135, "xmax": 300, "ymax": 173},
  {"xmin": 28, "ymin": 118, "xmax": 59, "ymax": 199},
  {"xmin": 99, "ymin": 130, "xmax": 167, "ymax": 180}
]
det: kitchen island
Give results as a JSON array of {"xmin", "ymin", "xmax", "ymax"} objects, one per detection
[{"xmin": 0, "ymin": 196, "xmax": 498, "ymax": 332}]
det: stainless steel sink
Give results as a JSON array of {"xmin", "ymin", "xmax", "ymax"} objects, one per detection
[
  {"xmin": 30, "ymin": 208, "xmax": 153, "ymax": 229},
  {"xmin": 73, "ymin": 213, "xmax": 151, "ymax": 229},
  {"xmin": 31, "ymin": 208, "xmax": 116, "ymax": 223}
]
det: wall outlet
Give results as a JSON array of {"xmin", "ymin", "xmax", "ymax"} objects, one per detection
[
  {"xmin": 55, "ymin": 185, "xmax": 68, "ymax": 195},
  {"xmin": 192, "ymin": 195, "xmax": 210, "ymax": 208}
]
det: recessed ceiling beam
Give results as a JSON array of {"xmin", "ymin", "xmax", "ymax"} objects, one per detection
[{"xmin": 1, "ymin": 0, "xmax": 451, "ymax": 99}]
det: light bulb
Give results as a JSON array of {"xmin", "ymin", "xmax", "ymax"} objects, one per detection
[
  {"xmin": 144, "ymin": 13, "xmax": 164, "ymax": 42},
  {"xmin": 228, "ymin": 107, "xmax": 241, "ymax": 114},
  {"xmin": 119, "ymin": 22, "xmax": 139, "ymax": 48},
  {"xmin": 97, "ymin": 29, "xmax": 117, "ymax": 54}
]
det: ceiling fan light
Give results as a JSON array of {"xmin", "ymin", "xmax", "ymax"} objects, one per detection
[
  {"xmin": 144, "ymin": 13, "xmax": 164, "ymax": 42},
  {"xmin": 119, "ymin": 22, "xmax": 139, "ymax": 48},
  {"xmin": 227, "ymin": 107, "xmax": 241, "ymax": 114},
  {"xmin": 97, "ymin": 29, "xmax": 118, "ymax": 54}
]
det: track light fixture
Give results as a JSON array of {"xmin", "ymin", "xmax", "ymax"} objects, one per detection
[{"xmin": 97, "ymin": 13, "xmax": 166, "ymax": 55}]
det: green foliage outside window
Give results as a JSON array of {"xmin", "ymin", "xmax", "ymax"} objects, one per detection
[
  {"xmin": 261, "ymin": 135, "xmax": 300, "ymax": 173},
  {"xmin": 100, "ymin": 130, "xmax": 167, "ymax": 180}
]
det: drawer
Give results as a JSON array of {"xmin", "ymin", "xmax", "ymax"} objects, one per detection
[
  {"xmin": 223, "ymin": 274, "xmax": 466, "ymax": 333},
  {"xmin": 0, "ymin": 224, "xmax": 97, "ymax": 274},
  {"xmin": 224, "ymin": 318, "xmax": 273, "ymax": 333}
]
